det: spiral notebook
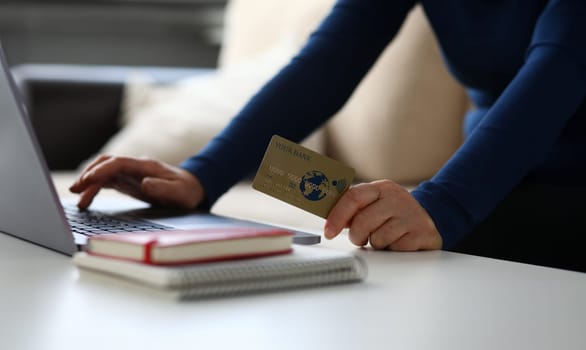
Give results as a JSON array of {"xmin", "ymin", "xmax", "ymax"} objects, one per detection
[{"xmin": 73, "ymin": 245, "xmax": 367, "ymax": 299}]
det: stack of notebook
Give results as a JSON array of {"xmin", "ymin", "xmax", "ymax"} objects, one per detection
[{"xmin": 73, "ymin": 227, "xmax": 367, "ymax": 299}]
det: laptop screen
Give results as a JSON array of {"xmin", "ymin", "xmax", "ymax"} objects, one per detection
[{"xmin": 0, "ymin": 44, "xmax": 76, "ymax": 254}]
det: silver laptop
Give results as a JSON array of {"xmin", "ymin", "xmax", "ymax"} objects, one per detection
[{"xmin": 0, "ymin": 45, "xmax": 320, "ymax": 255}]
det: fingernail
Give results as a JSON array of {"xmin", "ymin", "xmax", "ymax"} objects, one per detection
[
  {"xmin": 77, "ymin": 200, "xmax": 87, "ymax": 210},
  {"xmin": 324, "ymin": 225, "xmax": 335, "ymax": 239}
]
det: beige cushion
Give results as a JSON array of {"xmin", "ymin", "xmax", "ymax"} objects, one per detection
[
  {"xmin": 219, "ymin": 0, "xmax": 335, "ymax": 68},
  {"xmin": 326, "ymin": 6, "xmax": 469, "ymax": 184}
]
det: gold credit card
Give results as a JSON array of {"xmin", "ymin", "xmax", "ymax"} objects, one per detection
[{"xmin": 252, "ymin": 135, "xmax": 355, "ymax": 218}]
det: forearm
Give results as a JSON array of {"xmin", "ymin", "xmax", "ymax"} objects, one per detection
[{"xmin": 413, "ymin": 45, "xmax": 586, "ymax": 248}]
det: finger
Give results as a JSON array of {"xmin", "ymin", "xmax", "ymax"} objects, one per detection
[
  {"xmin": 388, "ymin": 232, "xmax": 420, "ymax": 251},
  {"xmin": 325, "ymin": 183, "xmax": 381, "ymax": 239},
  {"xmin": 80, "ymin": 157, "xmax": 168, "ymax": 188},
  {"xmin": 81, "ymin": 154, "xmax": 113, "ymax": 174},
  {"xmin": 347, "ymin": 198, "xmax": 396, "ymax": 246},
  {"xmin": 141, "ymin": 177, "xmax": 198, "ymax": 209},
  {"xmin": 70, "ymin": 154, "xmax": 112, "ymax": 192},
  {"xmin": 368, "ymin": 218, "xmax": 408, "ymax": 250},
  {"xmin": 77, "ymin": 184, "xmax": 102, "ymax": 210},
  {"xmin": 109, "ymin": 175, "xmax": 150, "ymax": 202}
]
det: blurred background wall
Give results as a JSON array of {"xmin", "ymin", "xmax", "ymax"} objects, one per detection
[{"xmin": 0, "ymin": 0, "xmax": 226, "ymax": 67}]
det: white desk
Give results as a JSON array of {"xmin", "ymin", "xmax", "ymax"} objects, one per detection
[
  {"xmin": 2, "ymin": 227, "xmax": 586, "ymax": 350},
  {"xmin": 1, "ymin": 175, "xmax": 585, "ymax": 349}
]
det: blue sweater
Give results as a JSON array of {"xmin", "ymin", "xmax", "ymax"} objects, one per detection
[{"xmin": 181, "ymin": 0, "xmax": 586, "ymax": 248}]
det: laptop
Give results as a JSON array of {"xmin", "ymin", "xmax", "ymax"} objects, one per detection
[{"xmin": 0, "ymin": 45, "xmax": 320, "ymax": 255}]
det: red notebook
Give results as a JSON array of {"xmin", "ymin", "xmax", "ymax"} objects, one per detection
[{"xmin": 84, "ymin": 227, "xmax": 294, "ymax": 265}]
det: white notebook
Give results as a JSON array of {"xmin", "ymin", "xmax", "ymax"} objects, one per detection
[{"xmin": 73, "ymin": 245, "xmax": 367, "ymax": 299}]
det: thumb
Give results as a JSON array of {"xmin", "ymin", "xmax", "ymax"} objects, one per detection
[{"xmin": 141, "ymin": 177, "xmax": 196, "ymax": 209}]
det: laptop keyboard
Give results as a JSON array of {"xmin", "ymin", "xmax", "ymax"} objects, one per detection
[{"xmin": 64, "ymin": 206, "xmax": 172, "ymax": 237}]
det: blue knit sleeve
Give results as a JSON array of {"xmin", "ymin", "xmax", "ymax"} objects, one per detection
[
  {"xmin": 180, "ymin": 0, "xmax": 416, "ymax": 209},
  {"xmin": 412, "ymin": 0, "xmax": 586, "ymax": 248}
]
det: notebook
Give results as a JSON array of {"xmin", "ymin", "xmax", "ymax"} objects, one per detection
[
  {"xmin": 84, "ymin": 227, "xmax": 295, "ymax": 265},
  {"xmin": 0, "ymin": 43, "xmax": 320, "ymax": 256},
  {"xmin": 74, "ymin": 245, "xmax": 367, "ymax": 299}
]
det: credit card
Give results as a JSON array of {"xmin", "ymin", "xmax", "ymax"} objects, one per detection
[{"xmin": 252, "ymin": 135, "xmax": 355, "ymax": 218}]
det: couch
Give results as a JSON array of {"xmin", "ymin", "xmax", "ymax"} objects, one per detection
[{"xmin": 14, "ymin": 2, "xmax": 469, "ymax": 233}]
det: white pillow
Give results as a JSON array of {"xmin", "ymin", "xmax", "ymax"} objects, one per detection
[{"xmin": 90, "ymin": 40, "xmax": 324, "ymax": 168}]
